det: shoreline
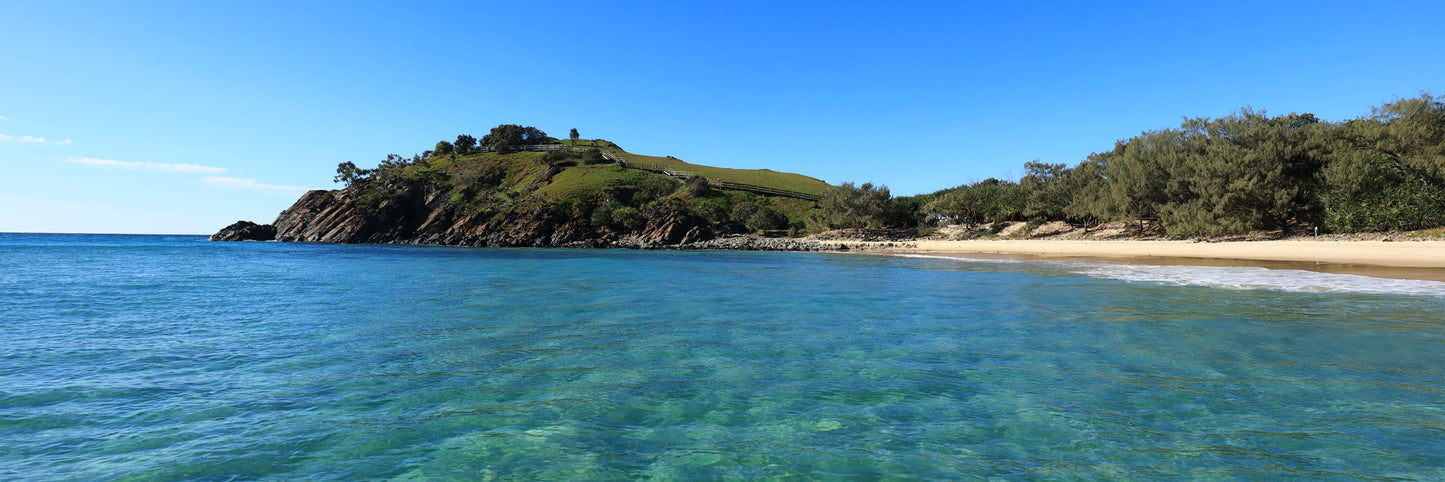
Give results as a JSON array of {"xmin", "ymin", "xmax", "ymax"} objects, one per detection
[{"xmin": 864, "ymin": 239, "xmax": 1445, "ymax": 282}]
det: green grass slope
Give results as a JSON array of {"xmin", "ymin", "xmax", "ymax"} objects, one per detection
[
  {"xmin": 575, "ymin": 140, "xmax": 827, "ymax": 196},
  {"xmin": 352, "ymin": 138, "xmax": 831, "ymax": 237}
]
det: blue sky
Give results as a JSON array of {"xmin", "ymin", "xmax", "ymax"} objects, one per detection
[{"xmin": 3, "ymin": 1, "xmax": 1442, "ymax": 234}]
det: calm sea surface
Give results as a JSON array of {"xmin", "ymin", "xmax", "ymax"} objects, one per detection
[{"xmin": 3, "ymin": 233, "xmax": 1444, "ymax": 479}]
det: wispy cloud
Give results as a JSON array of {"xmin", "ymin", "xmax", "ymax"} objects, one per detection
[
  {"xmin": 0, "ymin": 196, "xmax": 81, "ymax": 208},
  {"xmin": 61, "ymin": 157, "xmax": 228, "ymax": 174},
  {"xmin": 2, "ymin": 134, "xmax": 72, "ymax": 144},
  {"xmin": 24, "ymin": 136, "xmax": 71, "ymax": 144},
  {"xmin": 202, "ymin": 176, "xmax": 312, "ymax": 195}
]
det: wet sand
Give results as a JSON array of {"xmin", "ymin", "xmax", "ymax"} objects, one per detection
[{"xmin": 874, "ymin": 239, "xmax": 1445, "ymax": 282}]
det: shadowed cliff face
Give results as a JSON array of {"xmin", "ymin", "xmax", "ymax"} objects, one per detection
[{"xmin": 251, "ymin": 186, "xmax": 719, "ymax": 248}]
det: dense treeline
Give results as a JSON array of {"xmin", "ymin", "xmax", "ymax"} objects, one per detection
[{"xmin": 830, "ymin": 94, "xmax": 1444, "ymax": 235}]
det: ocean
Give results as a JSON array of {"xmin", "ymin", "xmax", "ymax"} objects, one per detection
[{"xmin": 3, "ymin": 233, "xmax": 1443, "ymax": 479}]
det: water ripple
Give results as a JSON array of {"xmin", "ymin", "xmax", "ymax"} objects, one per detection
[{"xmin": 2, "ymin": 235, "xmax": 1444, "ymax": 479}]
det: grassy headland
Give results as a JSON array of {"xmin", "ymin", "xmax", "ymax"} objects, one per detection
[{"xmin": 323, "ymin": 127, "xmax": 831, "ymax": 245}]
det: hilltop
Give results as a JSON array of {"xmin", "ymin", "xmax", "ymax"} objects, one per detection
[{"xmin": 211, "ymin": 126, "xmax": 842, "ymax": 249}]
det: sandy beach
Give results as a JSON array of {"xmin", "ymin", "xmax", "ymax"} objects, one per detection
[{"xmin": 875, "ymin": 238, "xmax": 1445, "ymax": 281}]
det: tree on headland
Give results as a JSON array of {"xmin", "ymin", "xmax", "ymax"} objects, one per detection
[
  {"xmin": 454, "ymin": 134, "xmax": 477, "ymax": 155},
  {"xmin": 570, "ymin": 128, "xmax": 580, "ymax": 144},
  {"xmin": 482, "ymin": 124, "xmax": 549, "ymax": 152},
  {"xmin": 434, "ymin": 140, "xmax": 454, "ymax": 156},
  {"xmin": 334, "ymin": 161, "xmax": 363, "ymax": 186}
]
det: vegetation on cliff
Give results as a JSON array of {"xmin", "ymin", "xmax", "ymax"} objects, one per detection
[{"xmin": 277, "ymin": 125, "xmax": 833, "ymax": 246}]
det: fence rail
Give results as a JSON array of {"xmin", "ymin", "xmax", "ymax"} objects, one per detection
[{"xmin": 477, "ymin": 144, "xmax": 822, "ymax": 202}]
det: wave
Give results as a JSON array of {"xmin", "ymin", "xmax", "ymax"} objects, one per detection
[
  {"xmin": 1072, "ymin": 263, "xmax": 1445, "ymax": 296},
  {"xmin": 890, "ymin": 253, "xmax": 1021, "ymax": 264},
  {"xmin": 890, "ymin": 252, "xmax": 1445, "ymax": 296}
]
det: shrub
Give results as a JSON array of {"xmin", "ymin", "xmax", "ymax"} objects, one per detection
[
  {"xmin": 540, "ymin": 150, "xmax": 575, "ymax": 165},
  {"xmin": 728, "ymin": 201, "xmax": 788, "ymax": 232},
  {"xmin": 590, "ymin": 202, "xmax": 616, "ymax": 227},
  {"xmin": 746, "ymin": 207, "xmax": 790, "ymax": 232},
  {"xmin": 611, "ymin": 206, "xmax": 645, "ymax": 230},
  {"xmin": 690, "ymin": 199, "xmax": 727, "ymax": 223},
  {"xmin": 820, "ymin": 182, "xmax": 892, "ymax": 228},
  {"xmin": 433, "ymin": 140, "xmax": 454, "ymax": 156},
  {"xmin": 582, "ymin": 148, "xmax": 606, "ymax": 164},
  {"xmin": 788, "ymin": 219, "xmax": 806, "ymax": 237},
  {"xmin": 1324, "ymin": 184, "xmax": 1445, "ymax": 232},
  {"xmin": 635, "ymin": 176, "xmax": 680, "ymax": 205},
  {"xmin": 685, "ymin": 176, "xmax": 712, "ymax": 197}
]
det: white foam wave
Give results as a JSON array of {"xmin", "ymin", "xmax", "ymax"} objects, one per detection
[
  {"xmin": 891, "ymin": 254, "xmax": 1020, "ymax": 264},
  {"xmin": 1074, "ymin": 263, "xmax": 1445, "ymax": 296}
]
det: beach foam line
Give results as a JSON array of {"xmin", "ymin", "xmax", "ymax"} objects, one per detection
[
  {"xmin": 1071, "ymin": 262, "xmax": 1445, "ymax": 296},
  {"xmin": 892, "ymin": 252, "xmax": 1445, "ymax": 296},
  {"xmin": 890, "ymin": 253, "xmax": 1020, "ymax": 264}
]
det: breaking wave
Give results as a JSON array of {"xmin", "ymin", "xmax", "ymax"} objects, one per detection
[{"xmin": 1072, "ymin": 262, "xmax": 1445, "ymax": 296}]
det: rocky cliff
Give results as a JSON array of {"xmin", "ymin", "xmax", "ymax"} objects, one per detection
[
  {"xmin": 212, "ymin": 185, "xmax": 908, "ymax": 251},
  {"xmin": 208, "ymin": 220, "xmax": 277, "ymax": 241},
  {"xmin": 217, "ymin": 186, "xmax": 722, "ymax": 248},
  {"xmin": 209, "ymin": 138, "xmax": 836, "ymax": 249}
]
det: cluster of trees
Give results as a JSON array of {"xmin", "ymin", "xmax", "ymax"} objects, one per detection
[
  {"xmin": 830, "ymin": 94, "xmax": 1444, "ymax": 235},
  {"xmin": 482, "ymin": 124, "xmax": 552, "ymax": 152},
  {"xmin": 334, "ymin": 153, "xmax": 429, "ymax": 188},
  {"xmin": 340, "ymin": 124, "xmax": 564, "ymax": 187},
  {"xmin": 814, "ymin": 183, "xmax": 895, "ymax": 229},
  {"xmin": 428, "ymin": 125, "xmax": 556, "ymax": 157}
]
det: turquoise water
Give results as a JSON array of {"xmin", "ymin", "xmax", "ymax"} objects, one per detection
[{"xmin": 3, "ymin": 233, "xmax": 1444, "ymax": 479}]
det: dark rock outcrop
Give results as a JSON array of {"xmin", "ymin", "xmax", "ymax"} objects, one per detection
[
  {"xmin": 209, "ymin": 221, "xmax": 277, "ymax": 241},
  {"xmin": 213, "ymin": 186, "xmax": 906, "ymax": 252},
  {"xmin": 227, "ymin": 187, "xmax": 723, "ymax": 249}
]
